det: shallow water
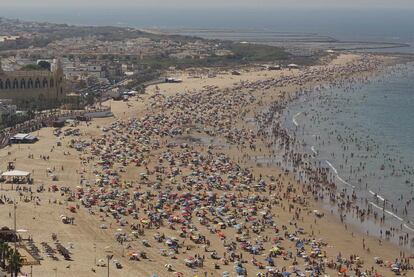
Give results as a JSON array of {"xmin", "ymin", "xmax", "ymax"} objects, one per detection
[{"xmin": 282, "ymin": 63, "xmax": 414, "ymax": 236}]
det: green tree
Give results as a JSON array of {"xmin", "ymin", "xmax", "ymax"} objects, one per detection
[
  {"xmin": 38, "ymin": 60, "xmax": 51, "ymax": 70},
  {"xmin": 8, "ymin": 249, "xmax": 22, "ymax": 277},
  {"xmin": 21, "ymin": 64, "xmax": 42, "ymax": 71},
  {"xmin": 0, "ymin": 240, "xmax": 11, "ymax": 269}
]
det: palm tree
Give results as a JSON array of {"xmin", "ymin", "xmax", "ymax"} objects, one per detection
[
  {"xmin": 8, "ymin": 249, "xmax": 22, "ymax": 277},
  {"xmin": 0, "ymin": 240, "xmax": 11, "ymax": 270},
  {"xmin": 0, "ymin": 240, "xmax": 5, "ymax": 269}
]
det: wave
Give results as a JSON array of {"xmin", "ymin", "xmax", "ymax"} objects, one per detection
[
  {"xmin": 369, "ymin": 201, "xmax": 404, "ymax": 222},
  {"xmin": 367, "ymin": 190, "xmax": 414, "ymax": 232},
  {"xmin": 325, "ymin": 160, "xmax": 338, "ymax": 175},
  {"xmin": 292, "ymin": 112, "xmax": 302, "ymax": 127},
  {"xmin": 403, "ymin": 224, "xmax": 414, "ymax": 232},
  {"xmin": 325, "ymin": 160, "xmax": 355, "ymax": 188},
  {"xmin": 369, "ymin": 190, "xmax": 385, "ymax": 202},
  {"xmin": 337, "ymin": 175, "xmax": 356, "ymax": 189}
]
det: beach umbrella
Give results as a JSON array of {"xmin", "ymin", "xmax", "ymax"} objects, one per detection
[
  {"xmin": 235, "ymin": 266, "xmax": 245, "ymax": 275},
  {"xmin": 339, "ymin": 267, "xmax": 348, "ymax": 274},
  {"xmin": 296, "ymin": 242, "xmax": 304, "ymax": 249}
]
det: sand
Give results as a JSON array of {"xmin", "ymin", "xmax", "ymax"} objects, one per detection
[{"xmin": 0, "ymin": 53, "xmax": 410, "ymax": 277}]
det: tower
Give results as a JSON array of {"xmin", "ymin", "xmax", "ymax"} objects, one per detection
[
  {"xmin": 54, "ymin": 57, "xmax": 66, "ymax": 99},
  {"xmin": 56, "ymin": 58, "xmax": 63, "ymax": 74}
]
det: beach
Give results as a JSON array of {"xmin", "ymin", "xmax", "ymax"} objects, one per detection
[{"xmin": 0, "ymin": 53, "xmax": 412, "ymax": 277}]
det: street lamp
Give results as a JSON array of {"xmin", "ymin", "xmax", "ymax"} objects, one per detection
[
  {"xmin": 93, "ymin": 243, "xmax": 96, "ymax": 265},
  {"xmin": 105, "ymin": 246, "xmax": 113, "ymax": 277},
  {"xmin": 13, "ymin": 202, "xmax": 17, "ymax": 252},
  {"xmin": 106, "ymin": 254, "xmax": 113, "ymax": 277}
]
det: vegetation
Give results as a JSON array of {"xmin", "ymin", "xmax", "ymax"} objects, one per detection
[
  {"xmin": 227, "ymin": 43, "xmax": 289, "ymax": 62},
  {"xmin": 38, "ymin": 60, "xmax": 51, "ymax": 70},
  {"xmin": 137, "ymin": 43, "xmax": 289, "ymax": 71},
  {"xmin": 12, "ymin": 97, "xmax": 61, "ymax": 112},
  {"xmin": 20, "ymin": 64, "xmax": 44, "ymax": 71},
  {"xmin": 20, "ymin": 61, "xmax": 50, "ymax": 71},
  {"xmin": 0, "ymin": 110, "xmax": 35, "ymax": 129},
  {"xmin": 0, "ymin": 240, "xmax": 23, "ymax": 277}
]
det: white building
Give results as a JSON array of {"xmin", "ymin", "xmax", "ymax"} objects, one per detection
[{"xmin": 64, "ymin": 63, "xmax": 104, "ymax": 79}]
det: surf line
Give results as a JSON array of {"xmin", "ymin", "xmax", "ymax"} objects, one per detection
[
  {"xmin": 403, "ymin": 224, "xmax": 414, "ymax": 232},
  {"xmin": 292, "ymin": 112, "xmax": 302, "ymax": 127},
  {"xmin": 325, "ymin": 160, "xmax": 356, "ymax": 189},
  {"xmin": 369, "ymin": 202, "xmax": 414, "ymax": 232},
  {"xmin": 368, "ymin": 190, "xmax": 385, "ymax": 202},
  {"xmin": 369, "ymin": 201, "xmax": 404, "ymax": 222}
]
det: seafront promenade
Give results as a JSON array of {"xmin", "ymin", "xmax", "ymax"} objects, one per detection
[{"xmin": 0, "ymin": 106, "xmax": 112, "ymax": 148}]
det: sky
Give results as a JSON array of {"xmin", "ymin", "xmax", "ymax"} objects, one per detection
[{"xmin": 1, "ymin": 0, "xmax": 414, "ymax": 9}]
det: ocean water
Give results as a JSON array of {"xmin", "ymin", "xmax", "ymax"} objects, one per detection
[
  {"xmin": 282, "ymin": 63, "xmax": 414, "ymax": 235},
  {"xmin": 1, "ymin": 7, "xmax": 414, "ymax": 53}
]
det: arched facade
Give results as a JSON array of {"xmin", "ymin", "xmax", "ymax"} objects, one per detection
[{"xmin": 0, "ymin": 59, "xmax": 66, "ymax": 102}]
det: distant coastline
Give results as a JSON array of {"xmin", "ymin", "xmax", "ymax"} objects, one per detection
[{"xmin": 155, "ymin": 28, "xmax": 412, "ymax": 54}]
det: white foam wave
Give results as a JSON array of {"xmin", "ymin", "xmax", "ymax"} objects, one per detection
[
  {"xmin": 403, "ymin": 224, "xmax": 414, "ymax": 232},
  {"xmin": 369, "ymin": 190, "xmax": 385, "ymax": 202},
  {"xmin": 369, "ymin": 201, "xmax": 404, "ymax": 222},
  {"xmin": 325, "ymin": 160, "xmax": 338, "ymax": 175},
  {"xmin": 292, "ymin": 112, "xmax": 302, "ymax": 127},
  {"xmin": 337, "ymin": 175, "xmax": 356, "ymax": 189},
  {"xmin": 325, "ymin": 160, "xmax": 355, "ymax": 188}
]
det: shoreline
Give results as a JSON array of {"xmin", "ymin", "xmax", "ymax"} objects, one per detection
[
  {"xmin": 155, "ymin": 52, "xmax": 414, "ymax": 272},
  {"xmin": 276, "ymin": 61, "xmax": 414, "ymax": 250}
]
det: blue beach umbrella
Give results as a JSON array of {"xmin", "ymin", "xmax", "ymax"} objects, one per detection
[
  {"xmin": 235, "ymin": 266, "xmax": 245, "ymax": 275},
  {"xmin": 295, "ymin": 241, "xmax": 304, "ymax": 248}
]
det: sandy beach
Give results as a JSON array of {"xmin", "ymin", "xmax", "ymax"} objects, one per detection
[{"xmin": 0, "ymin": 53, "xmax": 412, "ymax": 277}]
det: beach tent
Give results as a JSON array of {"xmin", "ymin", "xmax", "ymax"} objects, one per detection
[
  {"xmin": 287, "ymin": 64, "xmax": 299, "ymax": 69},
  {"xmin": 10, "ymin": 133, "xmax": 38, "ymax": 144},
  {"xmin": 1, "ymin": 170, "xmax": 31, "ymax": 183}
]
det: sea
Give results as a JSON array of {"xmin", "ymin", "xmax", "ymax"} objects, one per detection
[
  {"xmin": 1, "ymin": 7, "xmax": 414, "ymax": 53},
  {"xmin": 2, "ymin": 6, "xmax": 414, "ymax": 240},
  {"xmin": 282, "ymin": 64, "xmax": 414, "ymax": 239}
]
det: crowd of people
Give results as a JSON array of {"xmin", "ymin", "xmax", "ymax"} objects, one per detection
[
  {"xmin": 60, "ymin": 54, "xmax": 412, "ymax": 276},
  {"xmin": 3, "ymin": 54, "xmax": 413, "ymax": 276}
]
